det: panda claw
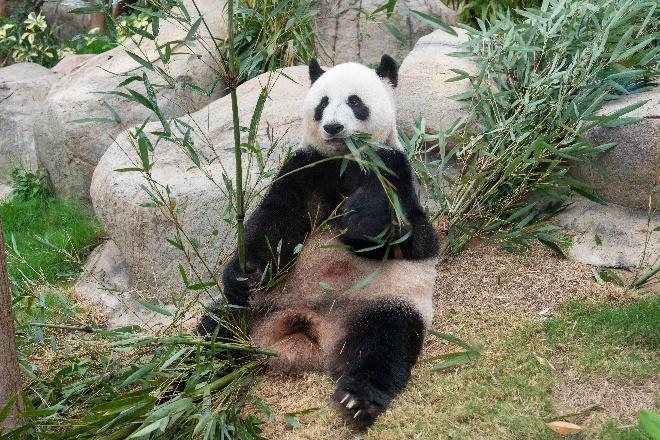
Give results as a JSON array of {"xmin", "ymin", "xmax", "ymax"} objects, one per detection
[
  {"xmin": 346, "ymin": 399, "xmax": 356, "ymax": 409},
  {"xmin": 353, "ymin": 409, "xmax": 363, "ymax": 419},
  {"xmin": 340, "ymin": 394, "xmax": 350, "ymax": 404}
]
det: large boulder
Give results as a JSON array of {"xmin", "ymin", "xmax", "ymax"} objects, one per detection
[
  {"xmin": 41, "ymin": 1, "xmax": 93, "ymax": 41},
  {"xmin": 556, "ymin": 196, "xmax": 659, "ymax": 269},
  {"xmin": 315, "ymin": 0, "xmax": 457, "ymax": 66},
  {"xmin": 91, "ymin": 66, "xmax": 308, "ymax": 292},
  {"xmin": 34, "ymin": 0, "xmax": 228, "ymax": 204},
  {"xmin": 395, "ymin": 27, "xmax": 475, "ymax": 136},
  {"xmin": 571, "ymin": 88, "xmax": 659, "ymax": 209},
  {"xmin": 0, "ymin": 63, "xmax": 59, "ymax": 180}
]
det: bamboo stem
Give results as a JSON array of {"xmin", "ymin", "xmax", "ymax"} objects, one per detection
[{"xmin": 227, "ymin": 0, "xmax": 246, "ymax": 272}]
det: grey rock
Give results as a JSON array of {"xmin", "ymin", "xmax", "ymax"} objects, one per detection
[
  {"xmin": 556, "ymin": 196, "xmax": 659, "ymax": 269},
  {"xmin": 52, "ymin": 54, "xmax": 94, "ymax": 75},
  {"xmin": 34, "ymin": 0, "xmax": 228, "ymax": 204},
  {"xmin": 91, "ymin": 66, "xmax": 308, "ymax": 292},
  {"xmin": 0, "ymin": 63, "xmax": 59, "ymax": 180},
  {"xmin": 395, "ymin": 27, "xmax": 476, "ymax": 136},
  {"xmin": 73, "ymin": 240, "xmax": 193, "ymax": 329},
  {"xmin": 0, "ymin": 184, "xmax": 11, "ymax": 201},
  {"xmin": 316, "ymin": 0, "xmax": 458, "ymax": 66},
  {"xmin": 571, "ymin": 88, "xmax": 660, "ymax": 209},
  {"xmin": 41, "ymin": 1, "xmax": 93, "ymax": 41}
]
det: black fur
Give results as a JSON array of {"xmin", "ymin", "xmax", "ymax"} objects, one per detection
[
  {"xmin": 197, "ymin": 146, "xmax": 439, "ymax": 335},
  {"xmin": 314, "ymin": 96, "xmax": 329, "ymax": 121},
  {"xmin": 309, "ymin": 59, "xmax": 325, "ymax": 84},
  {"xmin": 376, "ymin": 54, "xmax": 398, "ymax": 87},
  {"xmin": 337, "ymin": 148, "xmax": 440, "ymax": 260},
  {"xmin": 332, "ymin": 300, "xmax": 425, "ymax": 427},
  {"xmin": 348, "ymin": 95, "xmax": 370, "ymax": 121}
]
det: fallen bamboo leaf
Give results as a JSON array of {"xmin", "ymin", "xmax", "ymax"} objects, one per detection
[{"xmin": 546, "ymin": 421, "xmax": 583, "ymax": 435}]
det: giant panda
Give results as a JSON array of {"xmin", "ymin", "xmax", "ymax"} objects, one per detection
[{"xmin": 199, "ymin": 55, "xmax": 440, "ymax": 427}]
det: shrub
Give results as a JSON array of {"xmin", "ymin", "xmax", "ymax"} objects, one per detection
[
  {"xmin": 9, "ymin": 167, "xmax": 50, "ymax": 202},
  {"xmin": 408, "ymin": 0, "xmax": 660, "ymax": 254},
  {"xmin": 0, "ymin": 12, "xmax": 63, "ymax": 67}
]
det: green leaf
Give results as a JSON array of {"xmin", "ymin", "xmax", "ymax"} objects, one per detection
[
  {"xmin": 0, "ymin": 396, "xmax": 17, "ymax": 425},
  {"xmin": 430, "ymin": 350, "xmax": 480, "ymax": 371},
  {"xmin": 284, "ymin": 413, "xmax": 300, "ymax": 428},
  {"xmin": 354, "ymin": 270, "xmax": 379, "ymax": 289},
  {"xmin": 639, "ymin": 410, "xmax": 660, "ymax": 440},
  {"xmin": 429, "ymin": 329, "xmax": 476, "ymax": 352},
  {"xmin": 385, "ymin": 22, "xmax": 407, "ymax": 45},
  {"xmin": 121, "ymin": 363, "xmax": 156, "ymax": 387},
  {"xmin": 594, "ymin": 234, "xmax": 602, "ymax": 246},
  {"xmin": 184, "ymin": 17, "xmax": 202, "ymax": 42},
  {"xmin": 137, "ymin": 299, "xmax": 172, "ymax": 316},
  {"xmin": 319, "ymin": 282, "xmax": 334, "ymax": 292},
  {"xmin": 407, "ymin": 9, "xmax": 457, "ymax": 36},
  {"xmin": 125, "ymin": 51, "xmax": 155, "ymax": 71}
]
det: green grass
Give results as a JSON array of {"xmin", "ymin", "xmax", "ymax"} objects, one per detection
[
  {"xmin": 362, "ymin": 298, "xmax": 660, "ymax": 439},
  {"xmin": 1, "ymin": 197, "xmax": 103, "ymax": 294},
  {"xmin": 544, "ymin": 297, "xmax": 660, "ymax": 382}
]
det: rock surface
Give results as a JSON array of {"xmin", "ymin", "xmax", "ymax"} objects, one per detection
[
  {"xmin": 0, "ymin": 63, "xmax": 59, "ymax": 180},
  {"xmin": 395, "ymin": 27, "xmax": 475, "ymax": 136},
  {"xmin": 34, "ymin": 0, "xmax": 228, "ymax": 203},
  {"xmin": 41, "ymin": 1, "xmax": 93, "ymax": 41},
  {"xmin": 316, "ymin": 0, "xmax": 457, "ymax": 65},
  {"xmin": 571, "ymin": 88, "xmax": 659, "ymax": 209},
  {"xmin": 0, "ymin": 184, "xmax": 11, "ymax": 201},
  {"xmin": 556, "ymin": 196, "xmax": 659, "ymax": 269},
  {"xmin": 91, "ymin": 66, "xmax": 308, "ymax": 292},
  {"xmin": 52, "ymin": 54, "xmax": 94, "ymax": 75}
]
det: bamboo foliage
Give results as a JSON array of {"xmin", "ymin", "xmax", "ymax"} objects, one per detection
[{"xmin": 407, "ymin": 0, "xmax": 659, "ymax": 254}]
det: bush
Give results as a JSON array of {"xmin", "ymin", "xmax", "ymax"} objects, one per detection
[
  {"xmin": 0, "ymin": 12, "xmax": 63, "ymax": 67},
  {"xmin": 9, "ymin": 167, "xmax": 50, "ymax": 202},
  {"xmin": 409, "ymin": 0, "xmax": 660, "ymax": 254}
]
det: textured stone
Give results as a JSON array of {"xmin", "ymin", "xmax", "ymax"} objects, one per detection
[
  {"xmin": 316, "ymin": 0, "xmax": 457, "ymax": 66},
  {"xmin": 73, "ymin": 240, "xmax": 169, "ymax": 329},
  {"xmin": 556, "ymin": 196, "xmax": 659, "ymax": 269},
  {"xmin": 91, "ymin": 66, "xmax": 308, "ymax": 292},
  {"xmin": 34, "ymin": 0, "xmax": 227, "ymax": 203},
  {"xmin": 394, "ymin": 27, "xmax": 475, "ymax": 136},
  {"xmin": 0, "ymin": 184, "xmax": 11, "ymax": 201},
  {"xmin": 571, "ymin": 88, "xmax": 660, "ymax": 209},
  {"xmin": 52, "ymin": 54, "xmax": 94, "ymax": 75},
  {"xmin": 41, "ymin": 1, "xmax": 93, "ymax": 41},
  {"xmin": 0, "ymin": 63, "xmax": 59, "ymax": 180}
]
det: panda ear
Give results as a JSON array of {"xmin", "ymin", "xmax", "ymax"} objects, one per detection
[
  {"xmin": 309, "ymin": 59, "xmax": 325, "ymax": 84},
  {"xmin": 376, "ymin": 54, "xmax": 398, "ymax": 87}
]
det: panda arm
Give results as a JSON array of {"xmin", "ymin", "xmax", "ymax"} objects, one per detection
[
  {"xmin": 338, "ymin": 149, "xmax": 439, "ymax": 260},
  {"xmin": 221, "ymin": 148, "xmax": 337, "ymax": 306}
]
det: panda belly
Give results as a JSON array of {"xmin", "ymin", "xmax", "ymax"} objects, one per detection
[{"xmin": 249, "ymin": 230, "xmax": 437, "ymax": 375}]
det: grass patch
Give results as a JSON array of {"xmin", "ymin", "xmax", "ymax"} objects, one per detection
[
  {"xmin": 1, "ymin": 197, "xmax": 102, "ymax": 294},
  {"xmin": 365, "ymin": 326, "xmax": 559, "ymax": 439},
  {"xmin": 544, "ymin": 297, "xmax": 660, "ymax": 382}
]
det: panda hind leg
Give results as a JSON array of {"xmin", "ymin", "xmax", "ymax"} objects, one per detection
[{"xmin": 331, "ymin": 299, "xmax": 425, "ymax": 427}]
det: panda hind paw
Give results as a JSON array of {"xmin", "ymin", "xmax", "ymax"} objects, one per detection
[{"xmin": 331, "ymin": 380, "xmax": 388, "ymax": 428}]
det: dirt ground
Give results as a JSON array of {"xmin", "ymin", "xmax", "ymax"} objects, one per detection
[{"xmin": 253, "ymin": 239, "xmax": 657, "ymax": 439}]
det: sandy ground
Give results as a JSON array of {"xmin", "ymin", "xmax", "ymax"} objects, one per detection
[{"xmin": 252, "ymin": 239, "xmax": 657, "ymax": 439}]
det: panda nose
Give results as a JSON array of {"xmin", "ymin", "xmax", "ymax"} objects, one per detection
[{"xmin": 323, "ymin": 123, "xmax": 344, "ymax": 135}]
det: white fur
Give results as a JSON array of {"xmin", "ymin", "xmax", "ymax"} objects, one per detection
[{"xmin": 301, "ymin": 62, "xmax": 402, "ymax": 155}]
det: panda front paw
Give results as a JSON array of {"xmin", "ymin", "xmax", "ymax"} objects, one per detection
[
  {"xmin": 332, "ymin": 377, "xmax": 390, "ymax": 427},
  {"xmin": 222, "ymin": 260, "xmax": 262, "ymax": 306},
  {"xmin": 341, "ymin": 189, "xmax": 391, "ymax": 242}
]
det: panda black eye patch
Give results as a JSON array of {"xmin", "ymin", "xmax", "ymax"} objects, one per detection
[
  {"xmin": 314, "ymin": 96, "xmax": 329, "ymax": 121},
  {"xmin": 347, "ymin": 95, "xmax": 369, "ymax": 121}
]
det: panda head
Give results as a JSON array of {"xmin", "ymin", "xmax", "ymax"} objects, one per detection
[{"xmin": 301, "ymin": 55, "xmax": 400, "ymax": 155}]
